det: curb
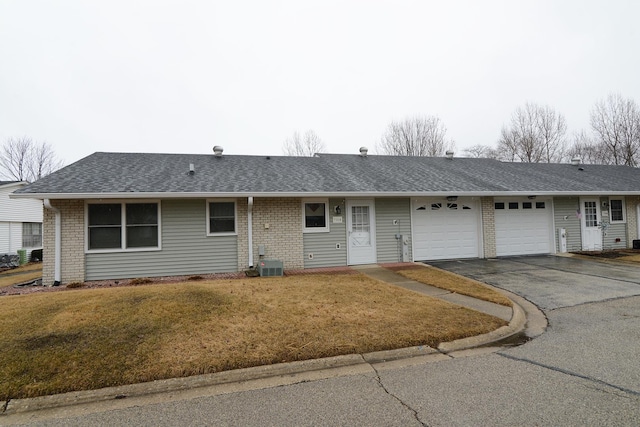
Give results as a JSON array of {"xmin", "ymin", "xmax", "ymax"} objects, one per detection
[
  {"xmin": 3, "ymin": 299, "xmax": 532, "ymax": 416},
  {"xmin": 438, "ymin": 298, "xmax": 525, "ymax": 353}
]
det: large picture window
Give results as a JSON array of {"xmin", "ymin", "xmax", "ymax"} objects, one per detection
[
  {"xmin": 207, "ymin": 200, "xmax": 236, "ymax": 235},
  {"xmin": 87, "ymin": 202, "xmax": 160, "ymax": 251},
  {"xmin": 302, "ymin": 199, "xmax": 329, "ymax": 232}
]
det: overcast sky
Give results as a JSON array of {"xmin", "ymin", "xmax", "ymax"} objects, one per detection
[{"xmin": 1, "ymin": 0, "xmax": 639, "ymax": 166}]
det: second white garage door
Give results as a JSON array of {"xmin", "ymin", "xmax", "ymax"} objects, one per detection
[
  {"xmin": 494, "ymin": 199, "xmax": 554, "ymax": 256},
  {"xmin": 412, "ymin": 198, "xmax": 481, "ymax": 260}
]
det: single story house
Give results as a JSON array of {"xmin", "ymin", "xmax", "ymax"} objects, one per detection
[
  {"xmin": 11, "ymin": 148, "xmax": 640, "ymax": 285},
  {"xmin": 0, "ymin": 181, "xmax": 43, "ymax": 260}
]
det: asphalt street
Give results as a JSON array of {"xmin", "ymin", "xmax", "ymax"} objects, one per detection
[{"xmin": 4, "ymin": 255, "xmax": 640, "ymax": 426}]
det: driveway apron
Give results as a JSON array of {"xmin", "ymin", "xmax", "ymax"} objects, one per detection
[{"xmin": 427, "ymin": 255, "xmax": 640, "ymax": 310}]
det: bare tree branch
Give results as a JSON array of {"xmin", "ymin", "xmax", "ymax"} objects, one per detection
[
  {"xmin": 497, "ymin": 103, "xmax": 567, "ymax": 163},
  {"xmin": 377, "ymin": 115, "xmax": 454, "ymax": 156},
  {"xmin": 462, "ymin": 144, "xmax": 499, "ymax": 159},
  {"xmin": 590, "ymin": 93, "xmax": 640, "ymax": 166},
  {"xmin": 282, "ymin": 130, "xmax": 326, "ymax": 156},
  {"xmin": 0, "ymin": 137, "xmax": 64, "ymax": 182}
]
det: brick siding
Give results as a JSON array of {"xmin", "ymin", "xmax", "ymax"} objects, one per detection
[
  {"xmin": 626, "ymin": 196, "xmax": 639, "ymax": 247},
  {"xmin": 481, "ymin": 196, "xmax": 497, "ymax": 258},
  {"xmin": 249, "ymin": 198, "xmax": 304, "ymax": 269},
  {"xmin": 42, "ymin": 200, "xmax": 85, "ymax": 284}
]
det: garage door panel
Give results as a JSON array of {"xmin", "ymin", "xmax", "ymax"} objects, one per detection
[
  {"xmin": 412, "ymin": 198, "xmax": 480, "ymax": 260},
  {"xmin": 495, "ymin": 199, "xmax": 553, "ymax": 256}
]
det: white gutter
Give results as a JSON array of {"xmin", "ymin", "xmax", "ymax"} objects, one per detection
[
  {"xmin": 43, "ymin": 199, "xmax": 61, "ymax": 286},
  {"xmin": 247, "ymin": 196, "xmax": 254, "ymax": 268},
  {"xmin": 11, "ymin": 190, "xmax": 640, "ymax": 200}
]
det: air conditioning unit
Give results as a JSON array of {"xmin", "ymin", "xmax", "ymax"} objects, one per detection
[{"xmin": 258, "ymin": 260, "xmax": 283, "ymax": 277}]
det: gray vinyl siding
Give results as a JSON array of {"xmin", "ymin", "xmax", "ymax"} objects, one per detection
[
  {"xmin": 553, "ymin": 197, "xmax": 582, "ymax": 252},
  {"xmin": 375, "ymin": 198, "xmax": 412, "ymax": 263},
  {"xmin": 603, "ymin": 223, "xmax": 627, "ymax": 249},
  {"xmin": 86, "ymin": 199, "xmax": 237, "ymax": 280},
  {"xmin": 303, "ymin": 198, "xmax": 347, "ymax": 268},
  {"xmin": 601, "ymin": 196, "xmax": 627, "ymax": 249}
]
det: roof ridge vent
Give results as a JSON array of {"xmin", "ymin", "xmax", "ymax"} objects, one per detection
[
  {"xmin": 359, "ymin": 147, "xmax": 368, "ymax": 157},
  {"xmin": 445, "ymin": 150, "xmax": 454, "ymax": 160},
  {"xmin": 213, "ymin": 146, "xmax": 224, "ymax": 157},
  {"xmin": 570, "ymin": 157, "xmax": 581, "ymax": 166}
]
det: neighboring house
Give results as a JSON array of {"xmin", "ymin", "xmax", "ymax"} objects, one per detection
[
  {"xmin": 11, "ymin": 149, "xmax": 640, "ymax": 285},
  {"xmin": 0, "ymin": 181, "xmax": 43, "ymax": 260}
]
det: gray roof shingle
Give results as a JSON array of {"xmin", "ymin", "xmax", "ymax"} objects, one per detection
[{"xmin": 13, "ymin": 151, "xmax": 640, "ymax": 197}]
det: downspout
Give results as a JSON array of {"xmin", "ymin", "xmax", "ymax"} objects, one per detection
[
  {"xmin": 43, "ymin": 199, "xmax": 61, "ymax": 286},
  {"xmin": 247, "ymin": 197, "xmax": 254, "ymax": 268}
]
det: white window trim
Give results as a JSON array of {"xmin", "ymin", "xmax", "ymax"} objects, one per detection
[
  {"xmin": 85, "ymin": 200, "xmax": 162, "ymax": 253},
  {"xmin": 206, "ymin": 199, "xmax": 238, "ymax": 236},
  {"xmin": 302, "ymin": 198, "xmax": 330, "ymax": 233},
  {"xmin": 608, "ymin": 197, "xmax": 626, "ymax": 224}
]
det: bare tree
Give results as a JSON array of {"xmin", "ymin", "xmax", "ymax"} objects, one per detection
[
  {"xmin": 282, "ymin": 130, "xmax": 326, "ymax": 156},
  {"xmin": 497, "ymin": 103, "xmax": 567, "ymax": 163},
  {"xmin": 0, "ymin": 137, "xmax": 64, "ymax": 182},
  {"xmin": 566, "ymin": 130, "xmax": 607, "ymax": 165},
  {"xmin": 377, "ymin": 115, "xmax": 454, "ymax": 156},
  {"xmin": 462, "ymin": 144, "xmax": 499, "ymax": 159},
  {"xmin": 590, "ymin": 93, "xmax": 640, "ymax": 166}
]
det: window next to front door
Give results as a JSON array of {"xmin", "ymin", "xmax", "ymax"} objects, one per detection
[{"xmin": 609, "ymin": 198, "xmax": 626, "ymax": 223}]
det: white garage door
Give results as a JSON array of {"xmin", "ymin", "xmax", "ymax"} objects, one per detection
[
  {"xmin": 495, "ymin": 199, "xmax": 553, "ymax": 256},
  {"xmin": 412, "ymin": 198, "xmax": 480, "ymax": 260}
]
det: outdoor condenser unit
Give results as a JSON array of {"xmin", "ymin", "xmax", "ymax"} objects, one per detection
[{"xmin": 258, "ymin": 260, "xmax": 284, "ymax": 277}]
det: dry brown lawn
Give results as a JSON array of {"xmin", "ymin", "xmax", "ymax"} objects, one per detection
[
  {"xmin": 0, "ymin": 263, "xmax": 42, "ymax": 288},
  {"xmin": 619, "ymin": 253, "xmax": 640, "ymax": 262},
  {"xmin": 0, "ymin": 273, "xmax": 507, "ymax": 399},
  {"xmin": 389, "ymin": 265, "xmax": 512, "ymax": 306}
]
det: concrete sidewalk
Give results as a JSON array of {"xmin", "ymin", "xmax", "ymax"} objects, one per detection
[{"xmin": 352, "ymin": 264, "xmax": 513, "ymax": 322}]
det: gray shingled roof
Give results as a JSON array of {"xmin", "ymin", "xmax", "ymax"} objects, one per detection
[{"xmin": 12, "ymin": 151, "xmax": 640, "ymax": 198}]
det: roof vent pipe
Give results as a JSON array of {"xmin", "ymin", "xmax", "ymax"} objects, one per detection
[
  {"xmin": 571, "ymin": 157, "xmax": 581, "ymax": 166},
  {"xmin": 359, "ymin": 147, "xmax": 368, "ymax": 157},
  {"xmin": 445, "ymin": 150, "xmax": 454, "ymax": 159},
  {"xmin": 213, "ymin": 146, "xmax": 224, "ymax": 157},
  {"xmin": 188, "ymin": 163, "xmax": 195, "ymax": 175}
]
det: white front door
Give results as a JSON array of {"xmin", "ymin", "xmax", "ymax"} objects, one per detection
[
  {"xmin": 580, "ymin": 198, "xmax": 602, "ymax": 250},
  {"xmin": 347, "ymin": 200, "xmax": 376, "ymax": 265}
]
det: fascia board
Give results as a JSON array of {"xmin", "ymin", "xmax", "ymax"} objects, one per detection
[{"xmin": 9, "ymin": 190, "xmax": 640, "ymax": 200}]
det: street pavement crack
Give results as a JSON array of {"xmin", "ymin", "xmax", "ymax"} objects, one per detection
[
  {"xmin": 368, "ymin": 364, "xmax": 428, "ymax": 427},
  {"xmin": 498, "ymin": 353, "xmax": 640, "ymax": 398}
]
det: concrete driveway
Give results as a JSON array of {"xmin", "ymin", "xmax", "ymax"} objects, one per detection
[{"xmin": 428, "ymin": 255, "xmax": 640, "ymax": 310}]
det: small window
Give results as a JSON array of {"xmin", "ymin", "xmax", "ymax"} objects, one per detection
[
  {"xmin": 523, "ymin": 202, "xmax": 532, "ymax": 209},
  {"xmin": 430, "ymin": 203, "xmax": 441, "ymax": 210},
  {"xmin": 22, "ymin": 223, "xmax": 42, "ymax": 248},
  {"xmin": 495, "ymin": 202, "xmax": 505, "ymax": 210},
  {"xmin": 509, "ymin": 202, "xmax": 519, "ymax": 210},
  {"xmin": 462, "ymin": 205, "xmax": 471, "ymax": 210},
  {"xmin": 303, "ymin": 199, "xmax": 329, "ymax": 232},
  {"xmin": 88, "ymin": 203, "xmax": 122, "ymax": 249},
  {"xmin": 208, "ymin": 201, "xmax": 236, "ymax": 234},
  {"xmin": 447, "ymin": 203, "xmax": 458, "ymax": 210},
  {"xmin": 126, "ymin": 203, "xmax": 159, "ymax": 248},
  {"xmin": 536, "ymin": 202, "xmax": 546, "ymax": 209},
  {"xmin": 609, "ymin": 198, "xmax": 625, "ymax": 223}
]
